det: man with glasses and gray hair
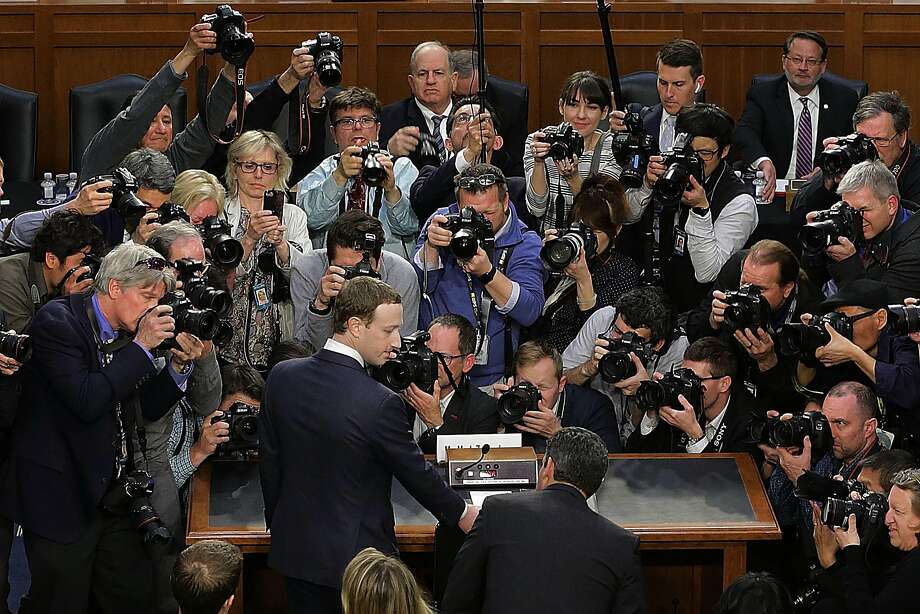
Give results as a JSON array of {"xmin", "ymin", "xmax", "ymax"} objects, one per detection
[{"xmin": 0, "ymin": 242, "xmax": 207, "ymax": 613}]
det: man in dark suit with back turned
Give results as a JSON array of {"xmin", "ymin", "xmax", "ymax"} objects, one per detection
[
  {"xmin": 734, "ymin": 31, "xmax": 859, "ymax": 202},
  {"xmin": 259, "ymin": 276, "xmax": 478, "ymax": 613},
  {"xmin": 441, "ymin": 427, "xmax": 644, "ymax": 614}
]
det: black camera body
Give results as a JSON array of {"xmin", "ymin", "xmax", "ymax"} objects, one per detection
[
  {"xmin": 655, "ymin": 132, "xmax": 704, "ymax": 205},
  {"xmin": 541, "ymin": 122, "xmax": 585, "ymax": 161},
  {"xmin": 355, "ymin": 142, "xmax": 387, "ymax": 188},
  {"xmin": 598, "ymin": 331, "xmax": 651, "ymax": 383},
  {"xmin": 0, "ymin": 331, "xmax": 31, "ymax": 363},
  {"xmin": 101, "ymin": 470, "xmax": 171, "ymax": 546},
  {"xmin": 156, "ymin": 202, "xmax": 191, "ymax": 225},
  {"xmin": 823, "ymin": 490, "xmax": 888, "ymax": 534},
  {"xmin": 497, "ymin": 381, "xmax": 541, "ymax": 425},
  {"xmin": 84, "ymin": 168, "xmax": 147, "ymax": 226},
  {"xmin": 635, "ymin": 367, "xmax": 703, "ymax": 413},
  {"xmin": 212, "ymin": 402, "xmax": 260, "ymax": 459},
  {"xmin": 610, "ymin": 110, "xmax": 656, "ymax": 189},
  {"xmin": 540, "ymin": 222, "xmax": 597, "ymax": 271},
  {"xmin": 888, "ymin": 303, "xmax": 920, "ymax": 336},
  {"xmin": 197, "ymin": 216, "xmax": 244, "ymax": 269},
  {"xmin": 76, "ymin": 253, "xmax": 102, "ymax": 284},
  {"xmin": 301, "ymin": 32, "xmax": 344, "ymax": 87},
  {"xmin": 441, "ymin": 207, "xmax": 495, "ymax": 260},
  {"xmin": 376, "ymin": 331, "xmax": 439, "ymax": 393},
  {"xmin": 723, "ymin": 285, "xmax": 772, "ymax": 333},
  {"xmin": 159, "ymin": 291, "xmax": 220, "ymax": 346},
  {"xmin": 814, "ymin": 133, "xmax": 878, "ymax": 178},
  {"xmin": 799, "ymin": 201, "xmax": 865, "ymax": 254},
  {"xmin": 777, "ymin": 312, "xmax": 853, "ymax": 362},
  {"xmin": 201, "ymin": 4, "xmax": 254, "ymax": 66},
  {"xmin": 750, "ymin": 411, "xmax": 832, "ymax": 451},
  {"xmin": 174, "ymin": 259, "xmax": 232, "ymax": 317},
  {"xmin": 342, "ymin": 233, "xmax": 381, "ymax": 280}
]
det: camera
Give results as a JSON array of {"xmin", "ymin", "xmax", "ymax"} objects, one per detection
[
  {"xmin": 497, "ymin": 381, "xmax": 541, "ymax": 425},
  {"xmin": 101, "ymin": 470, "xmax": 171, "ymax": 546},
  {"xmin": 84, "ymin": 167, "xmax": 147, "ymax": 227},
  {"xmin": 159, "ymin": 291, "xmax": 220, "ymax": 346},
  {"xmin": 376, "ymin": 331, "xmax": 439, "ymax": 393},
  {"xmin": 212, "ymin": 320, "xmax": 234, "ymax": 348},
  {"xmin": 791, "ymin": 564, "xmax": 826, "ymax": 612},
  {"xmin": 823, "ymin": 491, "xmax": 888, "ymax": 534},
  {"xmin": 201, "ymin": 4, "xmax": 254, "ymax": 66},
  {"xmin": 888, "ymin": 303, "xmax": 920, "ymax": 336},
  {"xmin": 441, "ymin": 206, "xmax": 495, "ymax": 260},
  {"xmin": 342, "ymin": 233, "xmax": 381, "ymax": 280},
  {"xmin": 0, "ymin": 330, "xmax": 31, "ymax": 363},
  {"xmin": 777, "ymin": 312, "xmax": 853, "ymax": 361},
  {"xmin": 212, "ymin": 402, "xmax": 260, "ymax": 460},
  {"xmin": 597, "ymin": 331, "xmax": 651, "ymax": 383},
  {"xmin": 540, "ymin": 222, "xmax": 597, "ymax": 271},
  {"xmin": 722, "ymin": 285, "xmax": 772, "ymax": 333},
  {"xmin": 655, "ymin": 132, "xmax": 704, "ymax": 205},
  {"xmin": 541, "ymin": 122, "xmax": 585, "ymax": 161},
  {"xmin": 799, "ymin": 201, "xmax": 865, "ymax": 254},
  {"xmin": 610, "ymin": 110, "xmax": 655, "ymax": 189},
  {"xmin": 174, "ymin": 259, "xmax": 232, "ymax": 316},
  {"xmin": 76, "ymin": 253, "xmax": 102, "ymax": 283},
  {"xmin": 635, "ymin": 367, "xmax": 703, "ymax": 413},
  {"xmin": 749, "ymin": 411, "xmax": 832, "ymax": 450},
  {"xmin": 197, "ymin": 216, "xmax": 244, "ymax": 269},
  {"xmin": 301, "ymin": 32, "xmax": 344, "ymax": 87},
  {"xmin": 156, "ymin": 202, "xmax": 190, "ymax": 225},
  {"xmin": 814, "ymin": 133, "xmax": 879, "ymax": 178},
  {"xmin": 354, "ymin": 142, "xmax": 387, "ymax": 188}
]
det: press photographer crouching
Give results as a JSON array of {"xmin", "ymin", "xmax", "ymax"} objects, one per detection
[
  {"xmin": 0, "ymin": 243, "xmax": 203, "ymax": 613},
  {"xmin": 492, "ymin": 340, "xmax": 620, "ymax": 452}
]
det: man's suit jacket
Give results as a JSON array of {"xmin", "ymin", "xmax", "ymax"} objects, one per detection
[
  {"xmin": 0, "ymin": 292, "xmax": 183, "ymax": 544},
  {"xmin": 639, "ymin": 103, "xmax": 664, "ymax": 153},
  {"xmin": 416, "ymin": 381, "xmax": 500, "ymax": 454},
  {"xmin": 483, "ymin": 75, "xmax": 528, "ymax": 178},
  {"xmin": 520, "ymin": 384, "xmax": 622, "ymax": 453},
  {"xmin": 379, "ymin": 96, "xmax": 444, "ymax": 171},
  {"xmin": 441, "ymin": 483, "xmax": 644, "ymax": 614},
  {"xmin": 259, "ymin": 348, "xmax": 466, "ymax": 587},
  {"xmin": 734, "ymin": 75, "xmax": 859, "ymax": 178}
]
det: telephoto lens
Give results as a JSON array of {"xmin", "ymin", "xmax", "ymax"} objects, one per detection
[
  {"xmin": 497, "ymin": 381, "xmax": 541, "ymax": 425},
  {"xmin": 887, "ymin": 304, "xmax": 920, "ymax": 336},
  {"xmin": 540, "ymin": 222, "xmax": 597, "ymax": 271},
  {"xmin": 0, "ymin": 331, "xmax": 31, "ymax": 363}
]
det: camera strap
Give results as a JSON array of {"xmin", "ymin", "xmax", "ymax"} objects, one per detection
[
  {"xmin": 464, "ymin": 246, "xmax": 512, "ymax": 362},
  {"xmin": 197, "ymin": 58, "xmax": 248, "ymax": 145}
]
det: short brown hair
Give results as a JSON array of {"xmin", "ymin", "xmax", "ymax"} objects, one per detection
[
  {"xmin": 572, "ymin": 174, "xmax": 627, "ymax": 237},
  {"xmin": 745, "ymin": 240, "xmax": 800, "ymax": 286},
  {"xmin": 341, "ymin": 548, "xmax": 434, "ymax": 614},
  {"xmin": 514, "ymin": 339, "xmax": 563, "ymax": 379},
  {"xmin": 172, "ymin": 540, "xmax": 242, "ymax": 614},
  {"xmin": 330, "ymin": 87, "xmax": 382, "ymax": 125},
  {"xmin": 333, "ymin": 276, "xmax": 402, "ymax": 334},
  {"xmin": 657, "ymin": 39, "xmax": 704, "ymax": 79},
  {"xmin": 683, "ymin": 337, "xmax": 736, "ymax": 380}
]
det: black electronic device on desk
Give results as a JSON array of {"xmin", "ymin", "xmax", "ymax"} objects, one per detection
[{"xmin": 447, "ymin": 446, "xmax": 538, "ymax": 488}]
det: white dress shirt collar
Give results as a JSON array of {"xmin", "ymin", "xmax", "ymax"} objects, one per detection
[
  {"xmin": 415, "ymin": 98, "xmax": 453, "ymax": 140},
  {"xmin": 787, "ymin": 81, "xmax": 820, "ymax": 110},
  {"xmin": 324, "ymin": 337, "xmax": 365, "ymax": 368}
]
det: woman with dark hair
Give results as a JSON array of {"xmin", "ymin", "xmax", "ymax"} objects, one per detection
[
  {"xmin": 534, "ymin": 173, "xmax": 640, "ymax": 352},
  {"xmin": 714, "ymin": 572, "xmax": 792, "ymax": 614}
]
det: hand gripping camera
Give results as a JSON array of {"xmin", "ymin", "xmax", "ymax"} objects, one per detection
[
  {"xmin": 441, "ymin": 207, "xmax": 495, "ymax": 260},
  {"xmin": 815, "ymin": 133, "xmax": 879, "ymax": 178},
  {"xmin": 342, "ymin": 233, "xmax": 381, "ymax": 281},
  {"xmin": 777, "ymin": 312, "xmax": 853, "ymax": 363},
  {"xmin": 301, "ymin": 32, "xmax": 344, "ymax": 88},
  {"xmin": 610, "ymin": 110, "xmax": 656, "ymax": 189},
  {"xmin": 799, "ymin": 201, "xmax": 865, "ymax": 254},
  {"xmin": 75, "ymin": 253, "xmax": 102, "ymax": 284},
  {"xmin": 748, "ymin": 411, "xmax": 832, "ymax": 451},
  {"xmin": 158, "ymin": 291, "xmax": 220, "ymax": 348},
  {"xmin": 497, "ymin": 381, "xmax": 541, "ymax": 425},
  {"xmin": 722, "ymin": 285, "xmax": 772, "ymax": 333},
  {"xmin": 635, "ymin": 367, "xmax": 703, "ymax": 413},
  {"xmin": 541, "ymin": 122, "xmax": 585, "ymax": 161},
  {"xmin": 654, "ymin": 132, "xmax": 704, "ymax": 205},
  {"xmin": 174, "ymin": 259, "xmax": 232, "ymax": 317},
  {"xmin": 201, "ymin": 4, "xmax": 254, "ymax": 66},
  {"xmin": 83, "ymin": 167, "xmax": 147, "ymax": 228},
  {"xmin": 197, "ymin": 216, "xmax": 244, "ymax": 269},
  {"xmin": 540, "ymin": 222, "xmax": 597, "ymax": 271},
  {"xmin": 0, "ymin": 330, "xmax": 31, "ymax": 362},
  {"xmin": 355, "ymin": 142, "xmax": 387, "ymax": 188},
  {"xmin": 597, "ymin": 331, "xmax": 651, "ymax": 383},
  {"xmin": 212, "ymin": 402, "xmax": 260, "ymax": 460},
  {"xmin": 375, "ymin": 331, "xmax": 439, "ymax": 393}
]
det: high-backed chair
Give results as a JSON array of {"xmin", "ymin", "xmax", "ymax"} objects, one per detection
[
  {"xmin": 616, "ymin": 70, "xmax": 707, "ymax": 110},
  {"xmin": 0, "ymin": 83, "xmax": 38, "ymax": 181}
]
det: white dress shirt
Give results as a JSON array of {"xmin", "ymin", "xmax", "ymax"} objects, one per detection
[
  {"xmin": 323, "ymin": 337, "xmax": 365, "ymax": 367},
  {"xmin": 753, "ymin": 83, "xmax": 821, "ymax": 179},
  {"xmin": 639, "ymin": 396, "xmax": 730, "ymax": 454},
  {"xmin": 413, "ymin": 389, "xmax": 456, "ymax": 441}
]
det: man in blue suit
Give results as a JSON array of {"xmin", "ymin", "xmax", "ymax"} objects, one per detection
[{"xmin": 259, "ymin": 276, "xmax": 477, "ymax": 613}]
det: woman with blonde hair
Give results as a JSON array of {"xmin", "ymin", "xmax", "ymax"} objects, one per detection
[
  {"xmin": 171, "ymin": 169, "xmax": 227, "ymax": 224},
  {"xmin": 341, "ymin": 548, "xmax": 434, "ymax": 614}
]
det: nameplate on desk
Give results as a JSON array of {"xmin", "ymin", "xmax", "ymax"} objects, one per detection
[
  {"xmin": 436, "ymin": 433, "xmax": 521, "ymax": 463},
  {"xmin": 775, "ymin": 179, "xmax": 789, "ymax": 195}
]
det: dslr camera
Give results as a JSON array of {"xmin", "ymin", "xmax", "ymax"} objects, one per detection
[
  {"xmin": 799, "ymin": 201, "xmax": 864, "ymax": 254},
  {"xmin": 197, "ymin": 216, "xmax": 244, "ymax": 269},
  {"xmin": 156, "ymin": 202, "xmax": 191, "ymax": 225},
  {"xmin": 441, "ymin": 206, "xmax": 495, "ymax": 260},
  {"xmin": 212, "ymin": 402, "xmax": 260, "ymax": 460},
  {"xmin": 301, "ymin": 32, "xmax": 344, "ymax": 88},
  {"xmin": 75, "ymin": 253, "xmax": 102, "ymax": 284},
  {"xmin": 354, "ymin": 142, "xmax": 387, "ymax": 188},
  {"xmin": 610, "ymin": 110, "xmax": 656, "ymax": 189},
  {"xmin": 158, "ymin": 291, "xmax": 220, "ymax": 347},
  {"xmin": 342, "ymin": 233, "xmax": 381, "ymax": 280},
  {"xmin": 376, "ymin": 331, "xmax": 439, "ymax": 393},
  {"xmin": 174, "ymin": 259, "xmax": 232, "ymax": 316},
  {"xmin": 540, "ymin": 222, "xmax": 597, "ymax": 271},
  {"xmin": 0, "ymin": 330, "xmax": 31, "ymax": 363},
  {"xmin": 814, "ymin": 133, "xmax": 879, "ymax": 178},
  {"xmin": 722, "ymin": 285, "xmax": 772, "ymax": 333},
  {"xmin": 749, "ymin": 412, "xmax": 832, "ymax": 451},
  {"xmin": 888, "ymin": 303, "xmax": 920, "ymax": 336},
  {"xmin": 541, "ymin": 122, "xmax": 585, "ymax": 161},
  {"xmin": 796, "ymin": 470, "xmax": 888, "ymax": 535},
  {"xmin": 101, "ymin": 470, "xmax": 171, "ymax": 546},
  {"xmin": 635, "ymin": 367, "xmax": 703, "ymax": 413},
  {"xmin": 201, "ymin": 4, "xmax": 254, "ymax": 66},
  {"xmin": 84, "ymin": 167, "xmax": 147, "ymax": 227},
  {"xmin": 654, "ymin": 132, "xmax": 704, "ymax": 205},
  {"xmin": 497, "ymin": 381, "xmax": 541, "ymax": 425},
  {"xmin": 777, "ymin": 312, "xmax": 853, "ymax": 362},
  {"xmin": 597, "ymin": 331, "xmax": 651, "ymax": 383}
]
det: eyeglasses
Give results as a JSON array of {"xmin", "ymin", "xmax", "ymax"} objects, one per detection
[
  {"xmin": 455, "ymin": 173, "xmax": 505, "ymax": 190},
  {"xmin": 693, "ymin": 148, "xmax": 720, "ymax": 161},
  {"xmin": 452, "ymin": 113, "xmax": 493, "ymax": 127},
  {"xmin": 235, "ymin": 160, "xmax": 279, "ymax": 175},
  {"xmin": 133, "ymin": 257, "xmax": 169, "ymax": 271},
  {"xmin": 863, "ymin": 132, "xmax": 902, "ymax": 147},
  {"xmin": 783, "ymin": 55, "xmax": 824, "ymax": 68},
  {"xmin": 333, "ymin": 116, "xmax": 377, "ymax": 130},
  {"xmin": 435, "ymin": 351, "xmax": 468, "ymax": 363}
]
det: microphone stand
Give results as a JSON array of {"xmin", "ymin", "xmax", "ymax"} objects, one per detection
[
  {"xmin": 473, "ymin": 0, "xmax": 489, "ymax": 164},
  {"xmin": 595, "ymin": 0, "xmax": 623, "ymax": 111}
]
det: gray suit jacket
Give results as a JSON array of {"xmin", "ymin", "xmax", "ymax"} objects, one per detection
[{"xmin": 0, "ymin": 252, "xmax": 48, "ymax": 333}]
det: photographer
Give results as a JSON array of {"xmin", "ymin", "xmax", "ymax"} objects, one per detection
[
  {"xmin": 405, "ymin": 315, "xmax": 500, "ymax": 453},
  {"xmin": 625, "ymin": 337, "xmax": 761, "ymax": 456},
  {"xmin": 291, "ymin": 210, "xmax": 419, "ymax": 350},
  {"xmin": 534, "ymin": 173, "xmax": 640, "ymax": 352},
  {"xmin": 857, "ymin": 449, "xmax": 917, "ymax": 495},
  {"xmin": 414, "ymin": 163, "xmax": 544, "ymax": 388},
  {"xmin": 170, "ymin": 169, "xmax": 226, "ymax": 225},
  {"xmin": 0, "ymin": 243, "xmax": 196, "ymax": 612},
  {"xmin": 296, "ymin": 87, "xmax": 420, "ymax": 258},
  {"xmin": 801, "ymin": 160, "xmax": 920, "ymax": 302},
  {"xmin": 493, "ymin": 340, "xmax": 620, "ymax": 452},
  {"xmin": 563, "ymin": 286, "xmax": 689, "ymax": 446}
]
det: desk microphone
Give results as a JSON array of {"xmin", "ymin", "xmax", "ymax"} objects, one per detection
[{"xmin": 454, "ymin": 444, "xmax": 491, "ymax": 477}]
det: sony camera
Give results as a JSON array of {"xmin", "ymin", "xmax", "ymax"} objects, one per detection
[
  {"xmin": 441, "ymin": 206, "xmax": 495, "ymax": 260},
  {"xmin": 0, "ymin": 330, "xmax": 31, "ymax": 363},
  {"xmin": 777, "ymin": 312, "xmax": 853, "ymax": 362},
  {"xmin": 76, "ymin": 253, "xmax": 102, "ymax": 283},
  {"xmin": 376, "ymin": 331, "xmax": 439, "ymax": 393},
  {"xmin": 722, "ymin": 285, "xmax": 772, "ymax": 333},
  {"xmin": 159, "ymin": 291, "xmax": 220, "ymax": 347},
  {"xmin": 654, "ymin": 132, "xmax": 704, "ymax": 205},
  {"xmin": 799, "ymin": 201, "xmax": 865, "ymax": 254},
  {"xmin": 101, "ymin": 470, "xmax": 171, "ymax": 546},
  {"xmin": 635, "ymin": 367, "xmax": 703, "ymax": 413},
  {"xmin": 301, "ymin": 32, "xmax": 344, "ymax": 88},
  {"xmin": 597, "ymin": 331, "xmax": 651, "ymax": 383},
  {"xmin": 355, "ymin": 142, "xmax": 387, "ymax": 188},
  {"xmin": 497, "ymin": 381, "xmax": 541, "ymax": 425},
  {"xmin": 156, "ymin": 202, "xmax": 191, "ymax": 225},
  {"xmin": 610, "ymin": 110, "xmax": 656, "ymax": 189},
  {"xmin": 541, "ymin": 122, "xmax": 585, "ymax": 161},
  {"xmin": 174, "ymin": 259, "xmax": 232, "ymax": 317},
  {"xmin": 197, "ymin": 216, "xmax": 244, "ymax": 269},
  {"xmin": 84, "ymin": 167, "xmax": 147, "ymax": 227},
  {"xmin": 814, "ymin": 133, "xmax": 878, "ymax": 178},
  {"xmin": 888, "ymin": 303, "xmax": 920, "ymax": 336},
  {"xmin": 201, "ymin": 4, "xmax": 254, "ymax": 66},
  {"xmin": 540, "ymin": 222, "xmax": 597, "ymax": 271},
  {"xmin": 212, "ymin": 402, "xmax": 260, "ymax": 460},
  {"xmin": 749, "ymin": 412, "xmax": 832, "ymax": 451}
]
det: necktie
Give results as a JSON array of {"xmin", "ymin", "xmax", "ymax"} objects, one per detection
[
  {"xmin": 705, "ymin": 423, "xmax": 717, "ymax": 443},
  {"xmin": 431, "ymin": 115, "xmax": 447, "ymax": 162},
  {"xmin": 660, "ymin": 115, "xmax": 675, "ymax": 153},
  {"xmin": 346, "ymin": 177, "xmax": 367, "ymax": 212},
  {"xmin": 795, "ymin": 97, "xmax": 814, "ymax": 178}
]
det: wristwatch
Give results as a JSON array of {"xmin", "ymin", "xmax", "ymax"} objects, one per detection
[
  {"xmin": 309, "ymin": 95, "xmax": 328, "ymax": 112},
  {"xmin": 480, "ymin": 265, "xmax": 498, "ymax": 285}
]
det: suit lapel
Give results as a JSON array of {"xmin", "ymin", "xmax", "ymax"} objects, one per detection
[
  {"xmin": 406, "ymin": 99, "xmax": 432, "ymax": 137},
  {"xmin": 815, "ymin": 79, "xmax": 834, "ymax": 156},
  {"xmin": 439, "ymin": 389, "xmax": 465, "ymax": 434},
  {"xmin": 776, "ymin": 79, "xmax": 795, "ymax": 166}
]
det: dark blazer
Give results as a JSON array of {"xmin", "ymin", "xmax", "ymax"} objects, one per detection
[
  {"xmin": 483, "ymin": 75, "xmax": 528, "ymax": 178},
  {"xmin": 379, "ymin": 96, "xmax": 443, "ymax": 171},
  {"xmin": 0, "ymin": 292, "xmax": 183, "ymax": 544},
  {"xmin": 640, "ymin": 103, "xmax": 664, "ymax": 153},
  {"xmin": 734, "ymin": 75, "xmax": 859, "ymax": 178},
  {"xmin": 441, "ymin": 483, "xmax": 644, "ymax": 614},
  {"xmin": 416, "ymin": 381, "xmax": 500, "ymax": 454},
  {"xmin": 259, "ymin": 348, "xmax": 466, "ymax": 587},
  {"xmin": 520, "ymin": 384, "xmax": 622, "ymax": 453}
]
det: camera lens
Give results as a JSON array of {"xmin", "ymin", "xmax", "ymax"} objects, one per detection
[
  {"xmin": 450, "ymin": 230, "xmax": 479, "ymax": 260},
  {"xmin": 497, "ymin": 391, "xmax": 530, "ymax": 425},
  {"xmin": 599, "ymin": 352, "xmax": 635, "ymax": 383},
  {"xmin": 619, "ymin": 156, "xmax": 644, "ymax": 189},
  {"xmin": 656, "ymin": 164, "xmax": 690, "ymax": 202},
  {"xmin": 821, "ymin": 497, "xmax": 850, "ymax": 529},
  {"xmin": 541, "ymin": 236, "xmax": 580, "ymax": 271},
  {"xmin": 185, "ymin": 280, "xmax": 232, "ymax": 317},
  {"xmin": 799, "ymin": 221, "xmax": 838, "ymax": 253},
  {"xmin": 362, "ymin": 154, "xmax": 386, "ymax": 187},
  {"xmin": 209, "ymin": 235, "xmax": 244, "ymax": 269},
  {"xmin": 233, "ymin": 415, "xmax": 259, "ymax": 440},
  {"xmin": 174, "ymin": 307, "xmax": 220, "ymax": 341},
  {"xmin": 888, "ymin": 304, "xmax": 920, "ymax": 336},
  {"xmin": 316, "ymin": 51, "xmax": 343, "ymax": 87},
  {"xmin": 0, "ymin": 331, "xmax": 31, "ymax": 363},
  {"xmin": 380, "ymin": 360, "xmax": 413, "ymax": 391},
  {"xmin": 635, "ymin": 380, "xmax": 666, "ymax": 412}
]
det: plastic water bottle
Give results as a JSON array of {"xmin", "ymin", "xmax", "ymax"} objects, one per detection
[
  {"xmin": 66, "ymin": 172, "xmax": 78, "ymax": 194},
  {"xmin": 41, "ymin": 173, "xmax": 54, "ymax": 199},
  {"xmin": 54, "ymin": 173, "xmax": 70, "ymax": 200},
  {"xmin": 753, "ymin": 170, "xmax": 770, "ymax": 205}
]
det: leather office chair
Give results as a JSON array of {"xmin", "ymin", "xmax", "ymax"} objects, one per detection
[
  {"xmin": 0, "ymin": 83, "xmax": 38, "ymax": 181},
  {"xmin": 750, "ymin": 71, "xmax": 869, "ymax": 100},
  {"xmin": 69, "ymin": 74, "xmax": 186, "ymax": 175}
]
